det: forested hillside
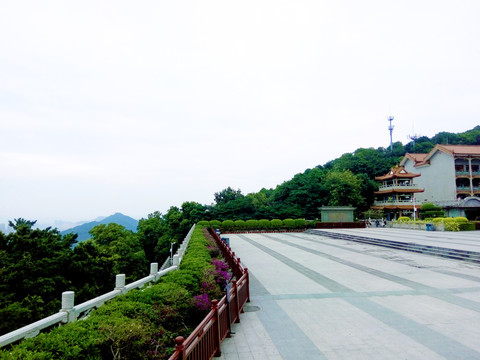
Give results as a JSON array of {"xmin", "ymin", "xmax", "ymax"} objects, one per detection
[{"xmin": 201, "ymin": 126, "xmax": 480, "ymax": 220}]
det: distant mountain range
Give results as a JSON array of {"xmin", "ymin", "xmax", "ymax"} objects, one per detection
[{"xmin": 61, "ymin": 212, "xmax": 139, "ymax": 243}]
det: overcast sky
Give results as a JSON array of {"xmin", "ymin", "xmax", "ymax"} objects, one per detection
[{"xmin": 1, "ymin": 1, "xmax": 479, "ymax": 226}]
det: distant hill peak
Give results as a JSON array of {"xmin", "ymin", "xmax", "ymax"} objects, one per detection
[{"xmin": 61, "ymin": 213, "xmax": 139, "ymax": 243}]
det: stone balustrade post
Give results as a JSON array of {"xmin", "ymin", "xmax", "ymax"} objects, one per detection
[
  {"xmin": 150, "ymin": 262, "xmax": 158, "ymax": 275},
  {"xmin": 115, "ymin": 274, "xmax": 126, "ymax": 293},
  {"xmin": 61, "ymin": 291, "xmax": 76, "ymax": 323},
  {"xmin": 173, "ymin": 254, "xmax": 180, "ymax": 266}
]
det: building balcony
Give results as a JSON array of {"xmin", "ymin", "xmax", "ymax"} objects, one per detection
[
  {"xmin": 456, "ymin": 171, "xmax": 480, "ymax": 177},
  {"xmin": 456, "ymin": 186, "xmax": 480, "ymax": 192},
  {"xmin": 376, "ymin": 184, "xmax": 423, "ymax": 193},
  {"xmin": 373, "ymin": 200, "xmax": 416, "ymax": 207}
]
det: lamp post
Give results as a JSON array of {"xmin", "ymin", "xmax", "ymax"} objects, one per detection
[{"xmin": 413, "ymin": 196, "xmax": 416, "ymax": 222}]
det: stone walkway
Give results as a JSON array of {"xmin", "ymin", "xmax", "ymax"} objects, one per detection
[{"xmin": 218, "ymin": 229, "xmax": 480, "ymax": 360}]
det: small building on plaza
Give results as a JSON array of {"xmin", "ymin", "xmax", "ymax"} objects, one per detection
[
  {"xmin": 320, "ymin": 206, "xmax": 355, "ymax": 223},
  {"xmin": 371, "ymin": 165, "xmax": 424, "ymax": 220}
]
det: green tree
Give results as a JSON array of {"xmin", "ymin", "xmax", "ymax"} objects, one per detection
[
  {"xmin": 137, "ymin": 211, "xmax": 167, "ymax": 263},
  {"xmin": 323, "ymin": 170, "xmax": 364, "ymax": 207},
  {"xmin": 181, "ymin": 201, "xmax": 207, "ymax": 226},
  {"xmin": 271, "ymin": 167, "xmax": 326, "ymax": 218},
  {"xmin": 214, "ymin": 187, "xmax": 244, "ymax": 205},
  {"xmin": 211, "ymin": 196, "xmax": 256, "ymax": 221},
  {"xmin": 68, "ymin": 239, "xmax": 116, "ymax": 302},
  {"xmin": 89, "ymin": 223, "xmax": 148, "ymax": 281},
  {"xmin": 0, "ymin": 219, "xmax": 77, "ymax": 334}
]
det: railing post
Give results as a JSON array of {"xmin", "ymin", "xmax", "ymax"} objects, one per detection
[
  {"xmin": 236, "ymin": 258, "xmax": 242, "ymax": 279},
  {"xmin": 211, "ymin": 299, "xmax": 222, "ymax": 357},
  {"xmin": 150, "ymin": 263, "xmax": 158, "ymax": 280},
  {"xmin": 174, "ymin": 336, "xmax": 186, "ymax": 360},
  {"xmin": 115, "ymin": 274, "xmax": 126, "ymax": 293},
  {"xmin": 245, "ymin": 268, "xmax": 250, "ymax": 302},
  {"xmin": 232, "ymin": 280, "xmax": 240, "ymax": 322},
  {"xmin": 173, "ymin": 254, "xmax": 180, "ymax": 266},
  {"xmin": 61, "ymin": 291, "xmax": 76, "ymax": 323}
]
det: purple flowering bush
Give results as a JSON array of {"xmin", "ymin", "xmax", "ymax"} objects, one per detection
[
  {"xmin": 212, "ymin": 259, "xmax": 232, "ymax": 285},
  {"xmin": 192, "ymin": 293, "xmax": 211, "ymax": 311}
]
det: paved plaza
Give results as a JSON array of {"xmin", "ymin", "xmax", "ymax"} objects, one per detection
[{"xmin": 218, "ymin": 228, "xmax": 480, "ymax": 360}]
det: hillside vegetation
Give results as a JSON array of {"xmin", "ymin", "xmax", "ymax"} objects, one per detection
[{"xmin": 197, "ymin": 126, "xmax": 480, "ymax": 220}]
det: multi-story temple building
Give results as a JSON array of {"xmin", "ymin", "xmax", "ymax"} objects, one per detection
[
  {"xmin": 371, "ymin": 165, "xmax": 424, "ymax": 220},
  {"xmin": 399, "ymin": 144, "xmax": 480, "ymax": 219}
]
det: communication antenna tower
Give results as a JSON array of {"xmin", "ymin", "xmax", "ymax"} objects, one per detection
[
  {"xmin": 387, "ymin": 116, "xmax": 394, "ymax": 151},
  {"xmin": 408, "ymin": 133, "xmax": 419, "ymax": 152}
]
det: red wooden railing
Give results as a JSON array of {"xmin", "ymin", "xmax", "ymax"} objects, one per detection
[{"xmin": 168, "ymin": 228, "xmax": 250, "ymax": 360}]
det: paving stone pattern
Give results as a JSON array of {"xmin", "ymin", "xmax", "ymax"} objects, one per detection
[{"xmin": 217, "ymin": 229, "xmax": 480, "ymax": 360}]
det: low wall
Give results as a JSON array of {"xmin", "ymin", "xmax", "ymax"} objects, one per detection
[
  {"xmin": 315, "ymin": 222, "xmax": 366, "ymax": 229},
  {"xmin": 391, "ymin": 223, "xmax": 444, "ymax": 231}
]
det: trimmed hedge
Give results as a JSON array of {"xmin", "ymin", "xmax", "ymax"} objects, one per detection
[
  {"xmin": 393, "ymin": 217, "xmax": 476, "ymax": 232},
  {"xmin": 200, "ymin": 218, "xmax": 312, "ymax": 231},
  {"xmin": 459, "ymin": 222, "xmax": 475, "ymax": 231}
]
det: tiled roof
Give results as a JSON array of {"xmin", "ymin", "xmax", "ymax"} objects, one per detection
[
  {"xmin": 434, "ymin": 145, "xmax": 480, "ymax": 156},
  {"xmin": 402, "ymin": 153, "xmax": 429, "ymax": 166},
  {"xmin": 401, "ymin": 145, "xmax": 480, "ymax": 167},
  {"xmin": 375, "ymin": 165, "xmax": 421, "ymax": 180}
]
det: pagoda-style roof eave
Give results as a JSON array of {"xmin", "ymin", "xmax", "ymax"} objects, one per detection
[
  {"xmin": 375, "ymin": 165, "xmax": 421, "ymax": 181},
  {"xmin": 375, "ymin": 173, "xmax": 421, "ymax": 180}
]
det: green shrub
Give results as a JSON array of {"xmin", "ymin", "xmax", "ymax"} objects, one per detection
[
  {"xmin": 294, "ymin": 219, "xmax": 306, "ymax": 228},
  {"xmin": 419, "ymin": 203, "xmax": 445, "ymax": 219},
  {"xmin": 234, "ymin": 220, "xmax": 246, "ymax": 230},
  {"xmin": 209, "ymin": 220, "xmax": 222, "ymax": 228},
  {"xmin": 443, "ymin": 218, "xmax": 459, "ymax": 231},
  {"xmin": 1, "ymin": 316, "xmax": 105, "ymax": 360},
  {"xmin": 455, "ymin": 217, "xmax": 468, "ymax": 223},
  {"xmin": 98, "ymin": 316, "xmax": 151, "ymax": 360},
  {"xmin": 93, "ymin": 298, "xmax": 157, "ymax": 322},
  {"xmin": 432, "ymin": 217, "xmax": 444, "ymax": 223},
  {"xmin": 197, "ymin": 221, "xmax": 209, "ymax": 227},
  {"xmin": 444, "ymin": 222, "xmax": 459, "ymax": 231},
  {"xmin": 420, "ymin": 203, "xmax": 436, "ymax": 210},
  {"xmin": 270, "ymin": 219, "xmax": 283, "ymax": 229},
  {"xmin": 283, "ymin": 219, "xmax": 296, "ymax": 229},
  {"xmin": 221, "ymin": 220, "xmax": 234, "ymax": 231},
  {"xmin": 245, "ymin": 219, "xmax": 258, "ymax": 229},
  {"xmin": 397, "ymin": 217, "xmax": 411, "ymax": 223},
  {"xmin": 423, "ymin": 210, "xmax": 446, "ymax": 218},
  {"xmin": 306, "ymin": 220, "xmax": 318, "ymax": 228},
  {"xmin": 258, "ymin": 219, "xmax": 271, "ymax": 229},
  {"xmin": 162, "ymin": 269, "xmax": 201, "ymax": 294},
  {"xmin": 458, "ymin": 222, "xmax": 475, "ymax": 231}
]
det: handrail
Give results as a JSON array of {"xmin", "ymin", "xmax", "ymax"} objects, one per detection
[
  {"xmin": 168, "ymin": 227, "xmax": 250, "ymax": 360},
  {"xmin": 0, "ymin": 312, "xmax": 68, "ymax": 346},
  {"xmin": 0, "ymin": 224, "xmax": 196, "ymax": 348}
]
